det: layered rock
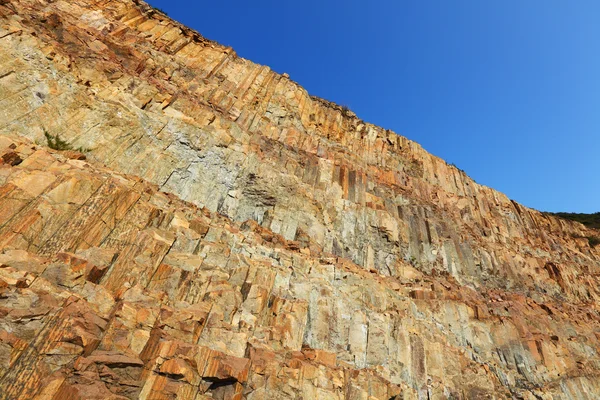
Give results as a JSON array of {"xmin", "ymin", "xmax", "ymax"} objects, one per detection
[{"xmin": 1, "ymin": 0, "xmax": 600, "ymax": 399}]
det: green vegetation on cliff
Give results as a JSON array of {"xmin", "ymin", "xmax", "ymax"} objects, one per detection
[
  {"xmin": 548, "ymin": 212, "xmax": 600, "ymax": 229},
  {"xmin": 547, "ymin": 212, "xmax": 600, "ymax": 247}
]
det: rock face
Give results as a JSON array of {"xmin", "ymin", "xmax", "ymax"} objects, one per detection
[{"xmin": 0, "ymin": 1, "xmax": 600, "ymax": 399}]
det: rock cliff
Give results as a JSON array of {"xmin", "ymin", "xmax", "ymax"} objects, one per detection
[{"xmin": 1, "ymin": 0, "xmax": 600, "ymax": 399}]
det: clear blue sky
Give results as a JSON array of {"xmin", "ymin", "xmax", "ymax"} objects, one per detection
[{"xmin": 147, "ymin": 0, "xmax": 599, "ymax": 213}]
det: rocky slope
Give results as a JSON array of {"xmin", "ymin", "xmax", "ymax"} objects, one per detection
[{"xmin": 1, "ymin": 0, "xmax": 600, "ymax": 398}]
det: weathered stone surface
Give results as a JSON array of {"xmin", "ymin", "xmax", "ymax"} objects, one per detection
[{"xmin": 0, "ymin": 0, "xmax": 599, "ymax": 398}]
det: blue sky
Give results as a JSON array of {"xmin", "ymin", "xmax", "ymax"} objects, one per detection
[{"xmin": 146, "ymin": 0, "xmax": 599, "ymax": 213}]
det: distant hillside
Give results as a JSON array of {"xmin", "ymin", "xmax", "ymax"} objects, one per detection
[{"xmin": 548, "ymin": 212, "xmax": 600, "ymax": 229}]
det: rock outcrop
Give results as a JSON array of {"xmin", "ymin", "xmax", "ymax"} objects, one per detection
[{"xmin": 1, "ymin": 1, "xmax": 600, "ymax": 399}]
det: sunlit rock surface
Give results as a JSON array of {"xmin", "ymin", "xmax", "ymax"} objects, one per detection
[{"xmin": 1, "ymin": 1, "xmax": 600, "ymax": 398}]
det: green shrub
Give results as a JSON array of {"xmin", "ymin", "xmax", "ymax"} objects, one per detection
[
  {"xmin": 588, "ymin": 236, "xmax": 600, "ymax": 248},
  {"xmin": 44, "ymin": 129, "xmax": 90, "ymax": 153},
  {"xmin": 44, "ymin": 130, "xmax": 72, "ymax": 151}
]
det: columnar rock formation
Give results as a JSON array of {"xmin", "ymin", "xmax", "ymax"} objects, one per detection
[{"xmin": 1, "ymin": 0, "xmax": 599, "ymax": 399}]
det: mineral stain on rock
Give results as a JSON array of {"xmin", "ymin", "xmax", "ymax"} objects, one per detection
[{"xmin": 0, "ymin": 0, "xmax": 600, "ymax": 399}]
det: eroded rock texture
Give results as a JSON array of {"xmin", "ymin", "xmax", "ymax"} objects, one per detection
[{"xmin": 1, "ymin": 1, "xmax": 600, "ymax": 399}]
